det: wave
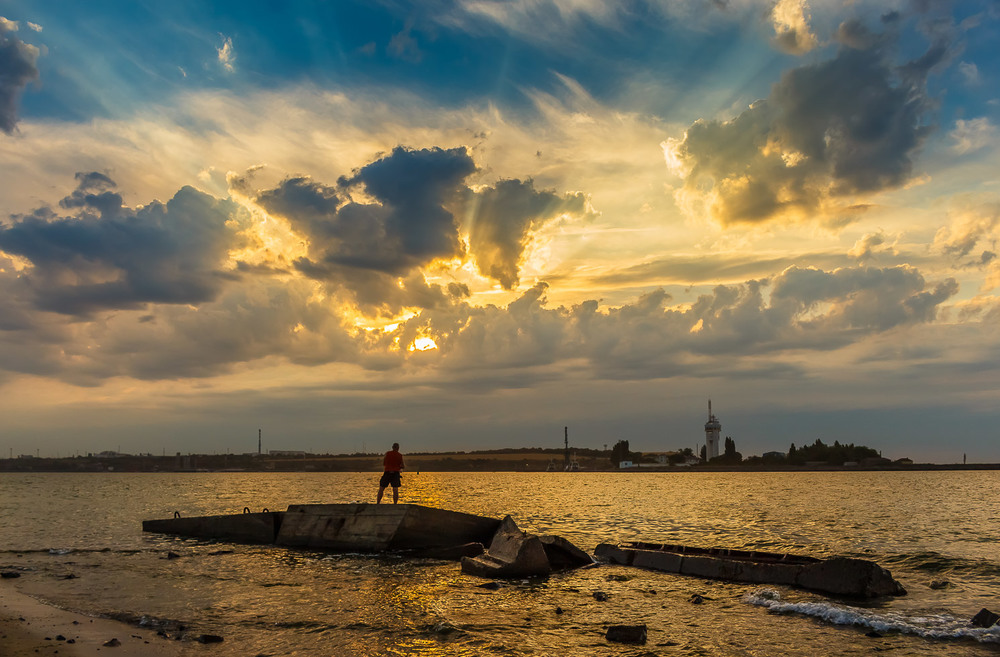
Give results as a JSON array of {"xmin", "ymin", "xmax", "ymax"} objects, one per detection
[
  {"xmin": 0, "ymin": 547, "xmax": 144, "ymax": 556},
  {"xmin": 744, "ymin": 588, "xmax": 1000, "ymax": 642}
]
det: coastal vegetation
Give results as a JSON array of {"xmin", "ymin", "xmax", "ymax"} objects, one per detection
[{"xmin": 0, "ymin": 439, "xmax": 951, "ymax": 472}]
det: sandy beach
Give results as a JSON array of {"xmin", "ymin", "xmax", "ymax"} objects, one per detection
[{"xmin": 0, "ymin": 579, "xmax": 195, "ymax": 657}]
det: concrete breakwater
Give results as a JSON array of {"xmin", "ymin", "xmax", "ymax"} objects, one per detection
[{"xmin": 143, "ymin": 503, "xmax": 906, "ymax": 597}]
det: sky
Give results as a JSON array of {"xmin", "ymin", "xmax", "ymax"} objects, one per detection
[{"xmin": 0, "ymin": 0, "xmax": 998, "ymax": 462}]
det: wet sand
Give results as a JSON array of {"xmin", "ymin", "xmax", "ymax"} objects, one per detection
[{"xmin": 0, "ymin": 581, "xmax": 193, "ymax": 656}]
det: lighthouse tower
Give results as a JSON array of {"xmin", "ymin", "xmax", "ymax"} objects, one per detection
[{"xmin": 704, "ymin": 400, "xmax": 721, "ymax": 460}]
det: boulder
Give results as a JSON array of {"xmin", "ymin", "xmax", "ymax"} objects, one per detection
[
  {"xmin": 197, "ymin": 634, "xmax": 225, "ymax": 643},
  {"xmin": 971, "ymin": 608, "xmax": 999, "ymax": 628},
  {"xmin": 605, "ymin": 624, "xmax": 647, "ymax": 644},
  {"xmin": 538, "ymin": 535, "xmax": 593, "ymax": 570},
  {"xmin": 796, "ymin": 557, "xmax": 906, "ymax": 598},
  {"xmin": 461, "ymin": 516, "xmax": 551, "ymax": 578}
]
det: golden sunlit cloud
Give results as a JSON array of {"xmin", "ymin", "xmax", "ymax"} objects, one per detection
[{"xmin": 409, "ymin": 337, "xmax": 438, "ymax": 352}]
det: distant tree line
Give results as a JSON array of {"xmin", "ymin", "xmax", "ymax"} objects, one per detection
[
  {"xmin": 609, "ymin": 436, "xmax": 883, "ymax": 468},
  {"xmin": 785, "ymin": 439, "xmax": 879, "ymax": 465}
]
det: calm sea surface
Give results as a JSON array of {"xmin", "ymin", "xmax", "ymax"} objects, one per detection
[{"xmin": 2, "ymin": 471, "xmax": 1000, "ymax": 656}]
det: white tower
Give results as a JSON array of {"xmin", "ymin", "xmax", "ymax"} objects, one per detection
[{"xmin": 704, "ymin": 400, "xmax": 721, "ymax": 460}]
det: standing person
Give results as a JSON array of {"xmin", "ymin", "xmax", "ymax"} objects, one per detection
[{"xmin": 377, "ymin": 442, "xmax": 404, "ymax": 504}]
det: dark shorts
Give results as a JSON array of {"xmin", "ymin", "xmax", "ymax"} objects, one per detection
[{"xmin": 379, "ymin": 471, "xmax": 401, "ymax": 488}]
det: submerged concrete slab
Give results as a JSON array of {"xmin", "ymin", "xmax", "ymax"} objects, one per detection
[
  {"xmin": 275, "ymin": 504, "xmax": 501, "ymax": 552},
  {"xmin": 141, "ymin": 511, "xmax": 283, "ymax": 544},
  {"xmin": 594, "ymin": 542, "xmax": 905, "ymax": 598}
]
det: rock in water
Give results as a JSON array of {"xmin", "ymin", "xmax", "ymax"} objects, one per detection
[
  {"xmin": 198, "ymin": 634, "xmax": 225, "ymax": 643},
  {"xmin": 605, "ymin": 624, "xmax": 647, "ymax": 644},
  {"xmin": 103, "ymin": 638, "xmax": 121, "ymax": 647},
  {"xmin": 971, "ymin": 608, "xmax": 1000, "ymax": 628}
]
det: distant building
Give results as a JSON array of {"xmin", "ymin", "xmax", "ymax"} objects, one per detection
[
  {"xmin": 269, "ymin": 450, "xmax": 308, "ymax": 457},
  {"xmin": 704, "ymin": 400, "xmax": 721, "ymax": 460},
  {"xmin": 619, "ymin": 460, "xmax": 635, "ymax": 468},
  {"xmin": 647, "ymin": 452, "xmax": 675, "ymax": 465}
]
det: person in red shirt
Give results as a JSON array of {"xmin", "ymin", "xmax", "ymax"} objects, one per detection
[{"xmin": 377, "ymin": 442, "xmax": 405, "ymax": 504}]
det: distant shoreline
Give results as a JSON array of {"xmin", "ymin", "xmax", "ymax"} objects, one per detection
[{"xmin": 0, "ymin": 451, "xmax": 996, "ymax": 474}]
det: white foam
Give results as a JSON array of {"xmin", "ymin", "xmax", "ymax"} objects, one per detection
[{"xmin": 744, "ymin": 588, "xmax": 1000, "ymax": 643}]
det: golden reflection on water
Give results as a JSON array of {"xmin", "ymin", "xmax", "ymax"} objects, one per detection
[{"xmin": 4, "ymin": 472, "xmax": 1000, "ymax": 657}]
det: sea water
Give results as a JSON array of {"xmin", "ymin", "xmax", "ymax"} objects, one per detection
[{"xmin": 2, "ymin": 470, "xmax": 1000, "ymax": 656}]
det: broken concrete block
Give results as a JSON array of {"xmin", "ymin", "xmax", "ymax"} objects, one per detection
[
  {"xmin": 461, "ymin": 516, "xmax": 550, "ymax": 578},
  {"xmin": 538, "ymin": 534, "xmax": 593, "ymax": 570}
]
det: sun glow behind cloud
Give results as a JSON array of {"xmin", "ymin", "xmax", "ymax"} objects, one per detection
[{"xmin": 0, "ymin": 0, "xmax": 999, "ymax": 462}]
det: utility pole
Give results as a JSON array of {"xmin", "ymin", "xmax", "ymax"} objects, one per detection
[
  {"xmin": 258, "ymin": 428, "xmax": 262, "ymax": 455},
  {"xmin": 564, "ymin": 427, "xmax": 569, "ymax": 467}
]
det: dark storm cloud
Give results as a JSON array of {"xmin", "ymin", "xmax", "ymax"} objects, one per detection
[
  {"xmin": 58, "ymin": 171, "xmax": 125, "ymax": 217},
  {"xmin": 341, "ymin": 146, "xmax": 475, "ymax": 263},
  {"xmin": 244, "ymin": 148, "xmax": 474, "ymax": 315},
  {"xmin": 255, "ymin": 176, "xmax": 341, "ymax": 229},
  {"xmin": 0, "ymin": 174, "xmax": 241, "ymax": 315},
  {"xmin": 251, "ymin": 148, "xmax": 590, "ymax": 312},
  {"xmin": 458, "ymin": 179, "xmax": 590, "ymax": 289},
  {"xmin": 258, "ymin": 147, "xmax": 473, "ymax": 282},
  {"xmin": 671, "ymin": 25, "xmax": 942, "ymax": 225},
  {"xmin": 0, "ymin": 17, "xmax": 40, "ymax": 135}
]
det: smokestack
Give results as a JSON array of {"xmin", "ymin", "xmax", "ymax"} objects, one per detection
[{"xmin": 258, "ymin": 428, "xmax": 262, "ymax": 455}]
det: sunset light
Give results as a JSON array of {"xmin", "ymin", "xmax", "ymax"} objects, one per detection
[
  {"xmin": 0, "ymin": 0, "xmax": 997, "ymax": 464},
  {"xmin": 3, "ymin": 3, "xmax": 1000, "ymax": 656}
]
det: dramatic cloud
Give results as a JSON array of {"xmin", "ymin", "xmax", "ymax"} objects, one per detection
[
  {"xmin": 459, "ymin": 179, "xmax": 591, "ymax": 289},
  {"xmin": 418, "ymin": 263, "xmax": 958, "ymax": 382},
  {"xmin": 0, "ymin": 16, "xmax": 41, "ymax": 134},
  {"xmin": 243, "ymin": 147, "xmax": 593, "ymax": 312},
  {"xmin": 242, "ymin": 147, "xmax": 475, "ymax": 315},
  {"xmin": 665, "ymin": 27, "xmax": 941, "ymax": 226},
  {"xmin": 0, "ymin": 173, "xmax": 243, "ymax": 315},
  {"xmin": 769, "ymin": 0, "xmax": 818, "ymax": 54}
]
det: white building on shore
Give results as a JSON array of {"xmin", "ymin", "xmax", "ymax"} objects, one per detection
[{"xmin": 704, "ymin": 400, "xmax": 721, "ymax": 460}]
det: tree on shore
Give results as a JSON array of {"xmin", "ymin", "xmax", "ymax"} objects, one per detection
[
  {"xmin": 709, "ymin": 436, "xmax": 742, "ymax": 464},
  {"xmin": 610, "ymin": 439, "xmax": 631, "ymax": 466},
  {"xmin": 668, "ymin": 447, "xmax": 695, "ymax": 464}
]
